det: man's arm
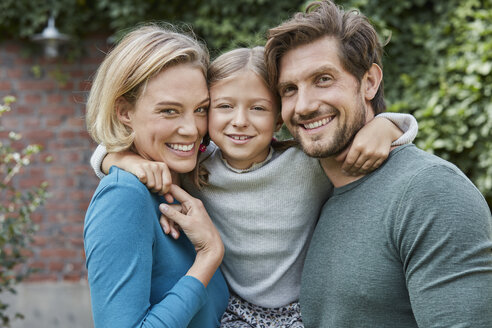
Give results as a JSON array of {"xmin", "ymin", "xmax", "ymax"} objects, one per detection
[{"xmin": 396, "ymin": 165, "xmax": 492, "ymax": 327}]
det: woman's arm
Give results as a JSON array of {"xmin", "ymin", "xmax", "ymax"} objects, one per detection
[
  {"xmin": 85, "ymin": 175, "xmax": 222, "ymax": 327},
  {"xmin": 85, "ymin": 185, "xmax": 202, "ymax": 327},
  {"xmin": 341, "ymin": 113, "xmax": 418, "ymax": 175},
  {"xmin": 159, "ymin": 184, "xmax": 224, "ymax": 287}
]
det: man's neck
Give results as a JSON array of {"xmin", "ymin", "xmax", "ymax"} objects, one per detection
[{"xmin": 319, "ymin": 156, "xmax": 365, "ymax": 188}]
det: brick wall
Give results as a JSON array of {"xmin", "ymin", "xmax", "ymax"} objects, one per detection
[{"xmin": 0, "ymin": 35, "xmax": 110, "ymax": 283}]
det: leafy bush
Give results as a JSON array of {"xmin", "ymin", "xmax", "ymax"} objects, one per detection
[
  {"xmin": 0, "ymin": 0, "xmax": 305, "ymax": 58},
  {"xmin": 0, "ymin": 0, "xmax": 490, "ymax": 209},
  {"xmin": 340, "ymin": 0, "xmax": 492, "ymax": 208},
  {"xmin": 0, "ymin": 96, "xmax": 49, "ymax": 327}
]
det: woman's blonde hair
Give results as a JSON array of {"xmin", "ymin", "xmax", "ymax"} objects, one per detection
[{"xmin": 86, "ymin": 24, "xmax": 209, "ymax": 152}]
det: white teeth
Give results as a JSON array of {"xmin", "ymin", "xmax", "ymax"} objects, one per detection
[
  {"xmin": 168, "ymin": 143, "xmax": 194, "ymax": 151},
  {"xmin": 303, "ymin": 118, "xmax": 331, "ymax": 130},
  {"xmin": 230, "ymin": 135, "xmax": 249, "ymax": 140}
]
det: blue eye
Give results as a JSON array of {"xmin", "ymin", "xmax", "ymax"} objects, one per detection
[
  {"xmin": 252, "ymin": 106, "xmax": 266, "ymax": 111},
  {"xmin": 161, "ymin": 109, "xmax": 178, "ymax": 115},
  {"xmin": 217, "ymin": 104, "xmax": 233, "ymax": 109},
  {"xmin": 280, "ymin": 85, "xmax": 296, "ymax": 97},
  {"xmin": 317, "ymin": 75, "xmax": 332, "ymax": 84},
  {"xmin": 195, "ymin": 106, "xmax": 208, "ymax": 113}
]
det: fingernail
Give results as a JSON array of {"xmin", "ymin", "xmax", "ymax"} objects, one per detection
[
  {"xmin": 172, "ymin": 231, "xmax": 178, "ymax": 239},
  {"xmin": 160, "ymin": 204, "xmax": 169, "ymax": 212}
]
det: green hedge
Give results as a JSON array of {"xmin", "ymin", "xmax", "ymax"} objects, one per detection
[
  {"xmin": 0, "ymin": 0, "xmax": 305, "ymax": 57},
  {"xmin": 1, "ymin": 0, "xmax": 490, "ymax": 208},
  {"xmin": 339, "ymin": 0, "xmax": 492, "ymax": 208}
]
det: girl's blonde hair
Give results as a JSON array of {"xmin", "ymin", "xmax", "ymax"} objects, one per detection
[
  {"xmin": 208, "ymin": 46, "xmax": 275, "ymax": 95},
  {"xmin": 208, "ymin": 46, "xmax": 297, "ymax": 148},
  {"xmin": 86, "ymin": 24, "xmax": 209, "ymax": 152},
  {"xmin": 196, "ymin": 47, "xmax": 297, "ymax": 187}
]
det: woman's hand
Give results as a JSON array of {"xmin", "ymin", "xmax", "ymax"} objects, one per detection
[
  {"xmin": 338, "ymin": 116, "xmax": 401, "ymax": 175},
  {"xmin": 159, "ymin": 185, "xmax": 224, "ymax": 287},
  {"xmin": 103, "ymin": 151, "xmax": 173, "ymax": 198}
]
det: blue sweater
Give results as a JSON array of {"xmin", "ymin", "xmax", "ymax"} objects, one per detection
[{"xmin": 84, "ymin": 167, "xmax": 229, "ymax": 328}]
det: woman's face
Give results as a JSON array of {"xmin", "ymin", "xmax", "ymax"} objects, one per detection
[{"xmin": 121, "ymin": 63, "xmax": 209, "ymax": 174}]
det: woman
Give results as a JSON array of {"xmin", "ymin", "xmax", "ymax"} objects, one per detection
[{"xmin": 84, "ymin": 25, "xmax": 229, "ymax": 327}]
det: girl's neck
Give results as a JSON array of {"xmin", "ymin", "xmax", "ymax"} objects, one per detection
[{"xmin": 222, "ymin": 146, "xmax": 273, "ymax": 173}]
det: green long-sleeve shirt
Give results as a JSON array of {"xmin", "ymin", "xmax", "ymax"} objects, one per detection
[{"xmin": 301, "ymin": 144, "xmax": 492, "ymax": 328}]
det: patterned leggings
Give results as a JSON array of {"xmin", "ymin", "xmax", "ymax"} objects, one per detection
[{"xmin": 220, "ymin": 294, "xmax": 304, "ymax": 328}]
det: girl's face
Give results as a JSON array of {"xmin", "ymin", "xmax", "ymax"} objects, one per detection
[
  {"xmin": 209, "ymin": 70, "xmax": 281, "ymax": 170},
  {"xmin": 119, "ymin": 63, "xmax": 209, "ymax": 175}
]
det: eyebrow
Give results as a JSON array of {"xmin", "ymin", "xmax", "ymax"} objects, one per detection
[
  {"xmin": 276, "ymin": 81, "xmax": 292, "ymax": 92},
  {"xmin": 212, "ymin": 96, "xmax": 273, "ymax": 105},
  {"xmin": 277, "ymin": 64, "xmax": 341, "ymax": 90},
  {"xmin": 155, "ymin": 98, "xmax": 210, "ymax": 108}
]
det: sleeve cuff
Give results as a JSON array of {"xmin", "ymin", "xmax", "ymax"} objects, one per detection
[
  {"xmin": 90, "ymin": 144, "xmax": 108, "ymax": 179},
  {"xmin": 376, "ymin": 112, "xmax": 419, "ymax": 146}
]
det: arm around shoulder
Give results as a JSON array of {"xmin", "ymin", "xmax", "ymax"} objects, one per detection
[
  {"xmin": 90, "ymin": 144, "xmax": 108, "ymax": 179},
  {"xmin": 376, "ymin": 112, "xmax": 418, "ymax": 146}
]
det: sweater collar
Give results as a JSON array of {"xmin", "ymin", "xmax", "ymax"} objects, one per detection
[{"xmin": 220, "ymin": 146, "xmax": 274, "ymax": 173}]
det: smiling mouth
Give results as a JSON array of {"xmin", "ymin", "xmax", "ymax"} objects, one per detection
[
  {"xmin": 166, "ymin": 143, "xmax": 195, "ymax": 152},
  {"xmin": 227, "ymin": 135, "xmax": 253, "ymax": 141},
  {"xmin": 302, "ymin": 116, "xmax": 334, "ymax": 130}
]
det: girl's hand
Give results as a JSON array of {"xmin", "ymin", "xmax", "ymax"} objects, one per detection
[
  {"xmin": 103, "ymin": 151, "xmax": 173, "ymax": 197},
  {"xmin": 159, "ymin": 185, "xmax": 223, "ymax": 287},
  {"xmin": 338, "ymin": 116, "xmax": 402, "ymax": 175}
]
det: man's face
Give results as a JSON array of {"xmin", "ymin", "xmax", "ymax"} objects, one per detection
[{"xmin": 277, "ymin": 36, "xmax": 369, "ymax": 158}]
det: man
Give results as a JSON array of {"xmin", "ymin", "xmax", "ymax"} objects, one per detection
[{"xmin": 265, "ymin": 1, "xmax": 492, "ymax": 327}]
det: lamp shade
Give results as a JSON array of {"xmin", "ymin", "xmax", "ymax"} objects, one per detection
[{"xmin": 32, "ymin": 16, "xmax": 69, "ymax": 58}]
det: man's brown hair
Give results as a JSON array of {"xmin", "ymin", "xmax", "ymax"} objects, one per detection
[{"xmin": 265, "ymin": 0, "xmax": 386, "ymax": 114}]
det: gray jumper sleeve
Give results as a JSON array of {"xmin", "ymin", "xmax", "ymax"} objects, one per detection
[{"xmin": 89, "ymin": 112, "xmax": 418, "ymax": 179}]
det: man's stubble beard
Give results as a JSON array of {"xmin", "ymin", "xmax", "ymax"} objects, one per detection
[{"xmin": 293, "ymin": 96, "xmax": 367, "ymax": 159}]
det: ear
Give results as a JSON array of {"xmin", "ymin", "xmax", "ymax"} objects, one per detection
[
  {"xmin": 274, "ymin": 114, "xmax": 284, "ymax": 132},
  {"xmin": 362, "ymin": 63, "xmax": 383, "ymax": 101},
  {"xmin": 115, "ymin": 97, "xmax": 133, "ymax": 128}
]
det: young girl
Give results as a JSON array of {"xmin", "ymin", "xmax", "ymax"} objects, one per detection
[{"xmin": 91, "ymin": 46, "xmax": 417, "ymax": 327}]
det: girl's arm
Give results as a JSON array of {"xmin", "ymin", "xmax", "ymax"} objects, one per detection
[
  {"xmin": 341, "ymin": 112, "xmax": 418, "ymax": 175},
  {"xmin": 91, "ymin": 112, "xmax": 417, "ymax": 184},
  {"xmin": 90, "ymin": 144, "xmax": 172, "ymax": 195},
  {"xmin": 90, "ymin": 145, "xmax": 179, "ymax": 236}
]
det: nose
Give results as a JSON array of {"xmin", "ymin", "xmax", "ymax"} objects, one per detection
[
  {"xmin": 294, "ymin": 86, "xmax": 318, "ymax": 116},
  {"xmin": 177, "ymin": 115, "xmax": 199, "ymax": 137},
  {"xmin": 231, "ymin": 108, "xmax": 249, "ymax": 128}
]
